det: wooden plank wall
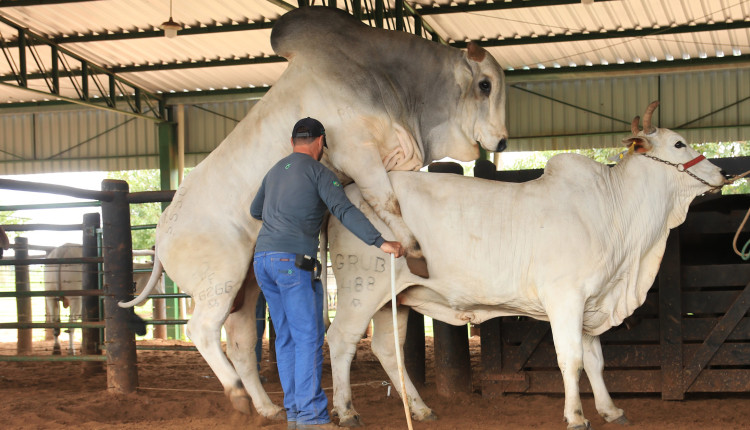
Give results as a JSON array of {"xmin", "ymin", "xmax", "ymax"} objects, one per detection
[{"xmin": 480, "ymin": 158, "xmax": 750, "ymax": 398}]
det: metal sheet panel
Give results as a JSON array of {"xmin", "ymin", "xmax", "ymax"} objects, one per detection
[
  {"xmin": 507, "ymin": 68, "xmax": 750, "ymax": 152},
  {"xmin": 0, "ymin": 108, "xmax": 157, "ymax": 175}
]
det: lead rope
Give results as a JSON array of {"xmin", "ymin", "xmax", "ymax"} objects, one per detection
[
  {"xmin": 391, "ymin": 253, "xmax": 413, "ymax": 430},
  {"xmin": 725, "ymin": 169, "xmax": 750, "ymax": 260}
]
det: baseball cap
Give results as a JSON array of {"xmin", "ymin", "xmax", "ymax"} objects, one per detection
[{"xmin": 292, "ymin": 117, "xmax": 326, "ymax": 139}]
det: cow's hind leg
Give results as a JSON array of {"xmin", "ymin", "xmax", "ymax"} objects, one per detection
[
  {"xmin": 223, "ymin": 271, "xmax": 284, "ymax": 420},
  {"xmin": 188, "ymin": 300, "xmax": 255, "ymax": 415},
  {"xmin": 371, "ymin": 306, "xmax": 435, "ymax": 422},
  {"xmin": 583, "ymin": 334, "xmax": 628, "ymax": 425}
]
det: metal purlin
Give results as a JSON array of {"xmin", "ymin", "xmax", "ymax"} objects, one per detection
[{"xmin": 0, "ymin": 13, "xmax": 165, "ymax": 122}]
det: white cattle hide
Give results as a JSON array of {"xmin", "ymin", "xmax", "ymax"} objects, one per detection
[
  {"xmin": 326, "ymin": 103, "xmax": 726, "ymax": 429},
  {"xmin": 45, "ymin": 243, "xmax": 161, "ymax": 355},
  {"xmin": 121, "ymin": 6, "xmax": 507, "ymax": 419}
]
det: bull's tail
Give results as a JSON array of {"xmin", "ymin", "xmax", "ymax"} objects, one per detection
[{"xmin": 118, "ymin": 247, "xmax": 164, "ymax": 308}]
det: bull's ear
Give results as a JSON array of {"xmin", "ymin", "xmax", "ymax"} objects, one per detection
[
  {"xmin": 467, "ymin": 41, "xmax": 486, "ymax": 62},
  {"xmin": 622, "ymin": 137, "xmax": 652, "ymax": 153}
]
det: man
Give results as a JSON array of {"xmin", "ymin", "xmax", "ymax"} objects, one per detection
[{"xmin": 251, "ymin": 117, "xmax": 404, "ymax": 430}]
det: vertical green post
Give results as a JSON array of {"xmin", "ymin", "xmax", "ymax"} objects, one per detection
[{"xmin": 158, "ymin": 115, "xmax": 182, "ymax": 340}]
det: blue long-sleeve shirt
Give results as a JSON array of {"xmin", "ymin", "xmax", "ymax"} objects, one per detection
[{"xmin": 251, "ymin": 152, "xmax": 385, "ymax": 256}]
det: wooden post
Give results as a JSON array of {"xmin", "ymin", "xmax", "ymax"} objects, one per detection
[
  {"xmin": 101, "ymin": 179, "xmax": 137, "ymax": 394},
  {"xmin": 14, "ymin": 237, "xmax": 32, "ymax": 355},
  {"xmin": 659, "ymin": 229, "xmax": 684, "ymax": 400},
  {"xmin": 81, "ymin": 213, "xmax": 103, "ymax": 374},
  {"xmin": 433, "ymin": 321, "xmax": 472, "ymax": 396},
  {"xmin": 404, "ymin": 309, "xmax": 425, "ymax": 387},
  {"xmin": 480, "ymin": 318, "xmax": 503, "ymax": 398}
]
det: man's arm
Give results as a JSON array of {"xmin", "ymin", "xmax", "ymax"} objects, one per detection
[
  {"xmin": 316, "ymin": 169, "xmax": 400, "ymax": 254},
  {"xmin": 250, "ymin": 178, "xmax": 266, "ymax": 220}
]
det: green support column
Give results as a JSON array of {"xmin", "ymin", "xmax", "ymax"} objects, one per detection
[{"xmin": 158, "ymin": 116, "xmax": 182, "ymax": 340}]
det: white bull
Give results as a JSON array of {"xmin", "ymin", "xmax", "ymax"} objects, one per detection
[
  {"xmin": 121, "ymin": 6, "xmax": 507, "ymax": 419},
  {"xmin": 326, "ymin": 102, "xmax": 727, "ymax": 429},
  {"xmin": 45, "ymin": 243, "xmax": 161, "ymax": 355}
]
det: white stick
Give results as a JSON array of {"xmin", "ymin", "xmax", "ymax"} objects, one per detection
[{"xmin": 391, "ymin": 253, "xmax": 413, "ymax": 430}]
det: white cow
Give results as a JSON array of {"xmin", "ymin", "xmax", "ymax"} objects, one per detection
[
  {"xmin": 45, "ymin": 243, "xmax": 161, "ymax": 355},
  {"xmin": 326, "ymin": 102, "xmax": 727, "ymax": 429},
  {"xmin": 121, "ymin": 6, "xmax": 507, "ymax": 419}
]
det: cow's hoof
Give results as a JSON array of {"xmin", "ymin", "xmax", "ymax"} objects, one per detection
[
  {"xmin": 338, "ymin": 414, "xmax": 363, "ymax": 427},
  {"xmin": 414, "ymin": 411, "xmax": 438, "ymax": 421},
  {"xmin": 267, "ymin": 408, "xmax": 287, "ymax": 421},
  {"xmin": 610, "ymin": 415, "xmax": 630, "ymax": 426},
  {"xmin": 406, "ymin": 256, "xmax": 429, "ymax": 279},
  {"xmin": 567, "ymin": 422, "xmax": 592, "ymax": 430},
  {"xmin": 228, "ymin": 391, "xmax": 253, "ymax": 415},
  {"xmin": 52, "ymin": 347, "xmax": 61, "ymax": 356}
]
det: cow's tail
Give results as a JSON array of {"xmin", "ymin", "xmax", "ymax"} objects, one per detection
[{"xmin": 118, "ymin": 247, "xmax": 164, "ymax": 309}]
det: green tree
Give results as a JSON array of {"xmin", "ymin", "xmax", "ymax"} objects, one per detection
[{"xmin": 106, "ymin": 170, "xmax": 162, "ymax": 250}]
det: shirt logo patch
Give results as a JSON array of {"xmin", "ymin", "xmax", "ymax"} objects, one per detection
[
  {"xmin": 285, "ymin": 163, "xmax": 291, "ymax": 170},
  {"xmin": 333, "ymin": 180, "xmax": 341, "ymax": 187}
]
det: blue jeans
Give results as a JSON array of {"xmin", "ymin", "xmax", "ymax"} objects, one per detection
[{"xmin": 253, "ymin": 251, "xmax": 328, "ymax": 425}]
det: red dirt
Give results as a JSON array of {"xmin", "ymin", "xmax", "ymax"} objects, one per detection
[{"xmin": 0, "ymin": 337, "xmax": 747, "ymax": 430}]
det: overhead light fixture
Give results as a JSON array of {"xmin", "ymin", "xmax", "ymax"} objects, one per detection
[{"xmin": 160, "ymin": 0, "xmax": 182, "ymax": 38}]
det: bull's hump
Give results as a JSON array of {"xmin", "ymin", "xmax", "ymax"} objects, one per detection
[{"xmin": 271, "ymin": 7, "xmax": 366, "ymax": 59}]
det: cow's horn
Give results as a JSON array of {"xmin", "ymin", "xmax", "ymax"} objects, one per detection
[
  {"xmin": 642, "ymin": 101, "xmax": 659, "ymax": 134},
  {"xmin": 631, "ymin": 116, "xmax": 641, "ymax": 135}
]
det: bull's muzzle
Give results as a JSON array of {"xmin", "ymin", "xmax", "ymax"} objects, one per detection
[{"xmin": 496, "ymin": 138, "xmax": 507, "ymax": 152}]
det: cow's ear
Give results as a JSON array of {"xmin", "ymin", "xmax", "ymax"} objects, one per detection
[
  {"xmin": 467, "ymin": 42, "xmax": 486, "ymax": 62},
  {"xmin": 622, "ymin": 137, "xmax": 652, "ymax": 154}
]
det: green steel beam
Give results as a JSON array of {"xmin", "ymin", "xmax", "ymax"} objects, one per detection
[
  {"xmin": 449, "ymin": 20, "xmax": 750, "ymax": 49},
  {"xmin": 416, "ymin": 0, "xmax": 617, "ymax": 16},
  {"xmin": 0, "ymin": 0, "xmax": 97, "ymax": 6}
]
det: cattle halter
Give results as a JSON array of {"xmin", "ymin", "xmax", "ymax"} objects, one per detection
[{"xmin": 640, "ymin": 153, "xmax": 723, "ymax": 191}]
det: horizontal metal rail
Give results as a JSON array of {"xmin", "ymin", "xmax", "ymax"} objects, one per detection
[
  {"xmin": 0, "ymin": 355, "xmax": 107, "ymax": 362},
  {"xmin": 2, "ymin": 223, "xmax": 83, "ymax": 232},
  {"xmin": 0, "ymin": 319, "xmax": 188, "ymax": 330},
  {"xmin": 0, "ymin": 291, "xmax": 189, "ymax": 299},
  {"xmin": 0, "ymin": 256, "xmax": 103, "ymax": 266},
  {"xmin": 0, "ymin": 178, "xmax": 115, "ymax": 201},
  {"xmin": 0, "ymin": 201, "xmax": 101, "ymax": 211}
]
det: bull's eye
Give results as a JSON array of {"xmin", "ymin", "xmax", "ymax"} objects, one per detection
[
  {"xmin": 479, "ymin": 79, "xmax": 491, "ymax": 95},
  {"xmin": 674, "ymin": 141, "xmax": 686, "ymax": 149}
]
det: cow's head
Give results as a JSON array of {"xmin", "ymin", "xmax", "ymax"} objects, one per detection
[
  {"xmin": 622, "ymin": 101, "xmax": 726, "ymax": 195},
  {"xmin": 424, "ymin": 43, "xmax": 507, "ymax": 162}
]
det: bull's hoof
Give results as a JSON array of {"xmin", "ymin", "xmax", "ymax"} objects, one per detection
[
  {"xmin": 567, "ymin": 422, "xmax": 592, "ymax": 430},
  {"xmin": 406, "ymin": 256, "xmax": 429, "ymax": 279},
  {"xmin": 414, "ymin": 411, "xmax": 438, "ymax": 421},
  {"xmin": 267, "ymin": 408, "xmax": 287, "ymax": 421},
  {"xmin": 610, "ymin": 415, "xmax": 630, "ymax": 426},
  {"xmin": 338, "ymin": 414, "xmax": 363, "ymax": 427},
  {"xmin": 228, "ymin": 391, "xmax": 253, "ymax": 415},
  {"xmin": 52, "ymin": 347, "xmax": 61, "ymax": 356}
]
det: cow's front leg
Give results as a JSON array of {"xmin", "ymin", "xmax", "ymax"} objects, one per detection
[
  {"xmin": 582, "ymin": 334, "xmax": 628, "ymax": 425},
  {"xmin": 371, "ymin": 306, "xmax": 436, "ymax": 422},
  {"xmin": 337, "ymin": 149, "xmax": 428, "ymax": 278},
  {"xmin": 548, "ymin": 298, "xmax": 589, "ymax": 429}
]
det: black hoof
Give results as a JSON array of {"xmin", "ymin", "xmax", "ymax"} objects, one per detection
[
  {"xmin": 338, "ymin": 414, "xmax": 363, "ymax": 427},
  {"xmin": 406, "ymin": 256, "xmax": 429, "ymax": 279},
  {"xmin": 611, "ymin": 415, "xmax": 630, "ymax": 426}
]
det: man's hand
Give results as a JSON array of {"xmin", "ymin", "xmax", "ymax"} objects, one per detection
[{"xmin": 380, "ymin": 240, "xmax": 405, "ymax": 258}]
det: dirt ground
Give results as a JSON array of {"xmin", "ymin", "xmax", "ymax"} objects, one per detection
[{"xmin": 0, "ymin": 337, "xmax": 748, "ymax": 430}]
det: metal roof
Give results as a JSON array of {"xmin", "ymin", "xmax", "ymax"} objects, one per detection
[{"xmin": 1, "ymin": 0, "xmax": 749, "ymax": 107}]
